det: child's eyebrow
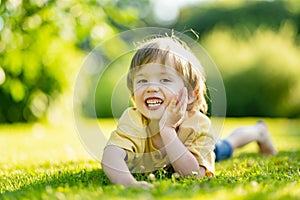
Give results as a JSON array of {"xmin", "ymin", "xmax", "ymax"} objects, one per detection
[
  {"xmin": 161, "ymin": 71, "xmax": 179, "ymax": 77},
  {"xmin": 161, "ymin": 72, "xmax": 173, "ymax": 75},
  {"xmin": 134, "ymin": 73, "xmax": 145, "ymax": 77},
  {"xmin": 135, "ymin": 71, "xmax": 176, "ymax": 78}
]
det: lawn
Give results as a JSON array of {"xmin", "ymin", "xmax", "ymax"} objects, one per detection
[{"xmin": 0, "ymin": 118, "xmax": 299, "ymax": 200}]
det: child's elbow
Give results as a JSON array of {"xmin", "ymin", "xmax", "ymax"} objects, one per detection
[
  {"xmin": 101, "ymin": 147, "xmax": 110, "ymax": 170},
  {"xmin": 101, "ymin": 145, "xmax": 126, "ymax": 168}
]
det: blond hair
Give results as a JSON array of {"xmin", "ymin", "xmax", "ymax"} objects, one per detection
[{"xmin": 127, "ymin": 35, "xmax": 208, "ymax": 114}]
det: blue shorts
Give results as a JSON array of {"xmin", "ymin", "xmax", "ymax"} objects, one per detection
[{"xmin": 214, "ymin": 140, "xmax": 233, "ymax": 162}]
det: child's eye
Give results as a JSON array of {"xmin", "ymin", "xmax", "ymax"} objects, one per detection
[
  {"xmin": 161, "ymin": 78, "xmax": 171, "ymax": 83},
  {"xmin": 137, "ymin": 79, "xmax": 147, "ymax": 84}
]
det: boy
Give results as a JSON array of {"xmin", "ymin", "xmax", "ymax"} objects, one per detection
[{"xmin": 101, "ymin": 35, "xmax": 277, "ymax": 187}]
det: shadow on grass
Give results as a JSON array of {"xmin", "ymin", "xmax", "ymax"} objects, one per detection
[{"xmin": 1, "ymin": 150, "xmax": 299, "ymax": 198}]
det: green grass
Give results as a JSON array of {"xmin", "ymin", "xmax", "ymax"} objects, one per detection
[{"xmin": 0, "ymin": 118, "xmax": 299, "ymax": 200}]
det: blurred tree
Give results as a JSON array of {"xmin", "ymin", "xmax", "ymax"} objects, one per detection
[
  {"xmin": 0, "ymin": 0, "xmax": 149, "ymax": 123},
  {"xmin": 174, "ymin": 0, "xmax": 300, "ymax": 118},
  {"xmin": 176, "ymin": 0, "xmax": 300, "ymax": 38}
]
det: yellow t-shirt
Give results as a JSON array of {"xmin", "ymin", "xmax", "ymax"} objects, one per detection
[{"xmin": 105, "ymin": 107, "xmax": 216, "ymax": 174}]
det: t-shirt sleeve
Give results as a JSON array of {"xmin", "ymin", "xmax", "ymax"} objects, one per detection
[
  {"xmin": 105, "ymin": 108, "xmax": 147, "ymax": 163},
  {"xmin": 179, "ymin": 112, "xmax": 216, "ymax": 174}
]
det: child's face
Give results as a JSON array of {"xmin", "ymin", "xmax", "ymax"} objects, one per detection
[{"xmin": 132, "ymin": 61, "xmax": 185, "ymax": 121}]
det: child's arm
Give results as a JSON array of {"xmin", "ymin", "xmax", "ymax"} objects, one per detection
[
  {"xmin": 160, "ymin": 126, "xmax": 206, "ymax": 177},
  {"xmin": 101, "ymin": 145, "xmax": 151, "ymax": 187},
  {"xmin": 159, "ymin": 88, "xmax": 206, "ymax": 177}
]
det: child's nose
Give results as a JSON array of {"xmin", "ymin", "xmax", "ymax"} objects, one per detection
[{"xmin": 146, "ymin": 83, "xmax": 159, "ymax": 93}]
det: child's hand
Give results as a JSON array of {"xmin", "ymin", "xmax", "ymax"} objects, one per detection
[
  {"xmin": 159, "ymin": 87, "xmax": 188, "ymax": 129},
  {"xmin": 130, "ymin": 181, "xmax": 154, "ymax": 189}
]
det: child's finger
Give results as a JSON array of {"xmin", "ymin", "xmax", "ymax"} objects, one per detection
[
  {"xmin": 176, "ymin": 87, "xmax": 183, "ymax": 105},
  {"xmin": 167, "ymin": 96, "xmax": 177, "ymax": 111},
  {"xmin": 171, "ymin": 96, "xmax": 177, "ymax": 107},
  {"xmin": 181, "ymin": 88, "xmax": 188, "ymax": 113},
  {"xmin": 182, "ymin": 87, "xmax": 188, "ymax": 105},
  {"xmin": 176, "ymin": 87, "xmax": 188, "ymax": 110}
]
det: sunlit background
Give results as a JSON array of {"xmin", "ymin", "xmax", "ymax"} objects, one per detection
[{"xmin": 0, "ymin": 0, "xmax": 300, "ymax": 125}]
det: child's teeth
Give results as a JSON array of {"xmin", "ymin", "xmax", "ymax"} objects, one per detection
[
  {"xmin": 146, "ymin": 99, "xmax": 163, "ymax": 106},
  {"xmin": 148, "ymin": 103, "xmax": 160, "ymax": 107}
]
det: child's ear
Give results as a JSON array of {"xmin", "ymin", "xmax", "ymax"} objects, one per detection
[{"xmin": 187, "ymin": 90, "xmax": 197, "ymax": 104}]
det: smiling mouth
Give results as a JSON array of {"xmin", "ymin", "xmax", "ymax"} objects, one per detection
[{"xmin": 145, "ymin": 98, "xmax": 164, "ymax": 108}]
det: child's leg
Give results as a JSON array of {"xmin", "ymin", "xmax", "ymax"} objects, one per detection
[
  {"xmin": 214, "ymin": 140, "xmax": 233, "ymax": 162},
  {"xmin": 225, "ymin": 121, "xmax": 277, "ymax": 155}
]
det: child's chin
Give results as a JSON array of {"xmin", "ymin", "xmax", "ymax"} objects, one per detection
[{"xmin": 144, "ymin": 112, "xmax": 163, "ymax": 121}]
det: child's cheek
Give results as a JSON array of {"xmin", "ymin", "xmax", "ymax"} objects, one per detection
[
  {"xmin": 133, "ymin": 85, "xmax": 145, "ymax": 94},
  {"xmin": 165, "ymin": 95, "xmax": 176, "ymax": 107}
]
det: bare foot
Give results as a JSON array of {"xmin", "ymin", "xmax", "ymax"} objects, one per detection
[{"xmin": 256, "ymin": 120, "xmax": 277, "ymax": 156}]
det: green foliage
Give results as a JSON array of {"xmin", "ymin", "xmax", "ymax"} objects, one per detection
[
  {"xmin": 0, "ymin": 118, "xmax": 299, "ymax": 199},
  {"xmin": 0, "ymin": 0, "xmax": 148, "ymax": 123},
  {"xmin": 176, "ymin": 0, "xmax": 300, "ymax": 38},
  {"xmin": 94, "ymin": 53, "xmax": 133, "ymax": 118},
  {"xmin": 2, "ymin": 0, "xmax": 300, "ymax": 122},
  {"xmin": 175, "ymin": 0, "xmax": 300, "ymax": 117},
  {"xmin": 202, "ymin": 24, "xmax": 300, "ymax": 117}
]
